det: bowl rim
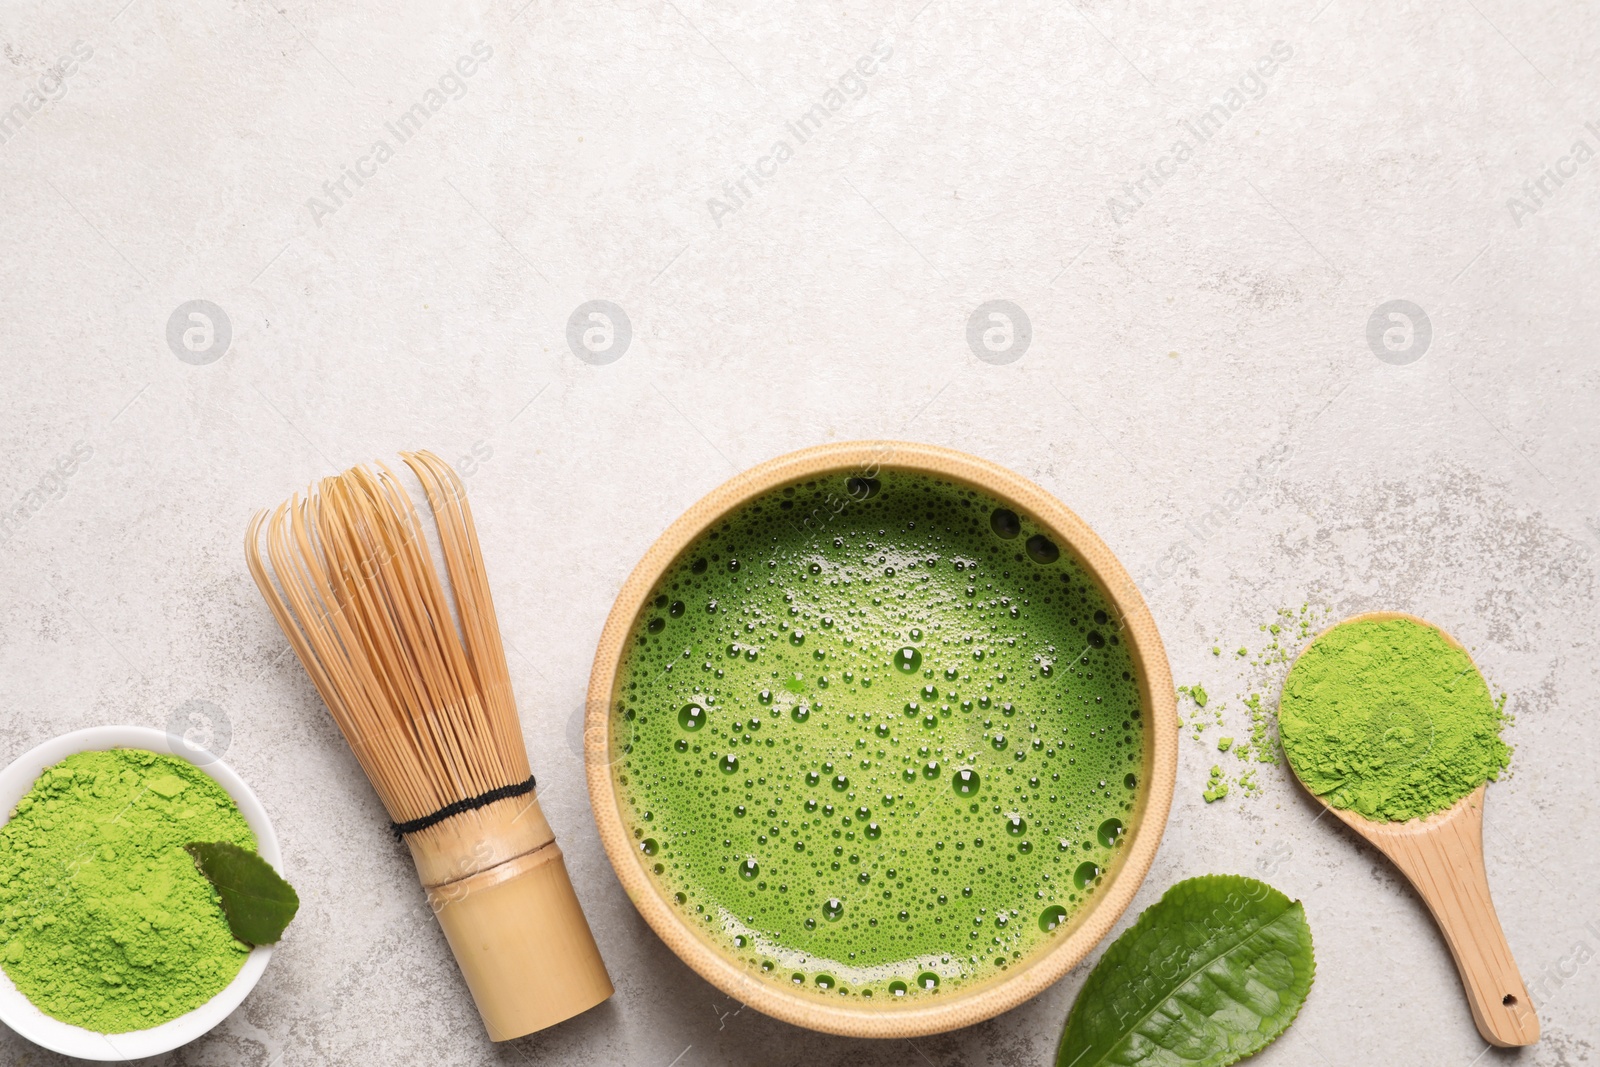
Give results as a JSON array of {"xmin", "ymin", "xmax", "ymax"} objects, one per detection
[
  {"xmin": 585, "ymin": 441, "xmax": 1177, "ymax": 1037},
  {"xmin": 0, "ymin": 725, "xmax": 280, "ymax": 1060}
]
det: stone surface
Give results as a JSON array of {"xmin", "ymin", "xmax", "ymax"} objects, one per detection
[{"xmin": 1, "ymin": 0, "xmax": 1597, "ymax": 1064}]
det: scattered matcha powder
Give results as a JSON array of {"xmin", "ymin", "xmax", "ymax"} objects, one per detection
[
  {"xmin": 1203, "ymin": 766, "xmax": 1230, "ymax": 803},
  {"xmin": 1178, "ymin": 685, "xmax": 1224, "ymax": 741},
  {"xmin": 1189, "ymin": 603, "xmax": 1327, "ymax": 803},
  {"xmin": 0, "ymin": 749, "xmax": 256, "ymax": 1033},
  {"xmin": 1279, "ymin": 617, "xmax": 1512, "ymax": 822},
  {"xmin": 1242, "ymin": 693, "xmax": 1279, "ymax": 765}
]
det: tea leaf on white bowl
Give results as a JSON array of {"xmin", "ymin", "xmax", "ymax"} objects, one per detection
[{"xmin": 185, "ymin": 841, "xmax": 299, "ymax": 946}]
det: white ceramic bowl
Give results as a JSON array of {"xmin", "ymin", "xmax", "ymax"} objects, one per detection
[{"xmin": 0, "ymin": 726, "xmax": 281, "ymax": 1060}]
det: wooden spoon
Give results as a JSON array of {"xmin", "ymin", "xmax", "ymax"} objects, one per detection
[{"xmin": 1282, "ymin": 611, "xmax": 1539, "ymax": 1047}]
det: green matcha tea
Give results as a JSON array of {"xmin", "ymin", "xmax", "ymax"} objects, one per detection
[{"xmin": 612, "ymin": 471, "xmax": 1145, "ymax": 1000}]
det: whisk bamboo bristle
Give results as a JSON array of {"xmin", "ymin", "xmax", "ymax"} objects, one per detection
[
  {"xmin": 245, "ymin": 452, "xmax": 526, "ymax": 824},
  {"xmin": 245, "ymin": 449, "xmax": 611, "ymax": 1039}
]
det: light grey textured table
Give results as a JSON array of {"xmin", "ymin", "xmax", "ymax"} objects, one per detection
[{"xmin": 2, "ymin": 0, "xmax": 1597, "ymax": 1063}]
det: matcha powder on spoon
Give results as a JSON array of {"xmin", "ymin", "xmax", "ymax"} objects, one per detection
[
  {"xmin": 0, "ymin": 748, "xmax": 256, "ymax": 1033},
  {"xmin": 1279, "ymin": 616, "xmax": 1511, "ymax": 822}
]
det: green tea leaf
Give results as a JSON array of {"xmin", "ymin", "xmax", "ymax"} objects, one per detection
[
  {"xmin": 185, "ymin": 841, "xmax": 300, "ymax": 946},
  {"xmin": 1056, "ymin": 875, "xmax": 1315, "ymax": 1067}
]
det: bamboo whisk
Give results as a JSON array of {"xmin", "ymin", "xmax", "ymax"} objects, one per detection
[{"xmin": 245, "ymin": 451, "xmax": 612, "ymax": 1039}]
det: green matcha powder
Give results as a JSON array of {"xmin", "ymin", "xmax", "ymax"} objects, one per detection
[
  {"xmin": 1280, "ymin": 617, "xmax": 1511, "ymax": 822},
  {"xmin": 0, "ymin": 748, "xmax": 255, "ymax": 1033}
]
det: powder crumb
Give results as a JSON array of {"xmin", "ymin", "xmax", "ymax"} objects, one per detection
[
  {"xmin": 1203, "ymin": 765, "xmax": 1230, "ymax": 803},
  {"xmin": 1243, "ymin": 694, "xmax": 1280, "ymax": 765},
  {"xmin": 147, "ymin": 774, "xmax": 186, "ymax": 798},
  {"xmin": 1217, "ymin": 737, "xmax": 1233, "ymax": 752}
]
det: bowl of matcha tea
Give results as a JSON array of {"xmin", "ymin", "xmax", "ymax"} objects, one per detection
[{"xmin": 586, "ymin": 442, "xmax": 1177, "ymax": 1036}]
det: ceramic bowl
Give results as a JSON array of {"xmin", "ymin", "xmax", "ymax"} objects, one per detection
[
  {"xmin": 586, "ymin": 441, "xmax": 1177, "ymax": 1037},
  {"xmin": 0, "ymin": 725, "xmax": 280, "ymax": 1060}
]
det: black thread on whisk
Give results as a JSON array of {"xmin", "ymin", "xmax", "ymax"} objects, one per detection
[{"xmin": 390, "ymin": 775, "xmax": 538, "ymax": 839}]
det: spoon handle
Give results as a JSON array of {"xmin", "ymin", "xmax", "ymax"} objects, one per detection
[{"xmin": 1365, "ymin": 788, "xmax": 1539, "ymax": 1046}]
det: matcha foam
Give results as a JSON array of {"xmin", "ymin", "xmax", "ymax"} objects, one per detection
[
  {"xmin": 0, "ymin": 748, "xmax": 255, "ymax": 1032},
  {"xmin": 612, "ymin": 471, "xmax": 1144, "ymax": 1000}
]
